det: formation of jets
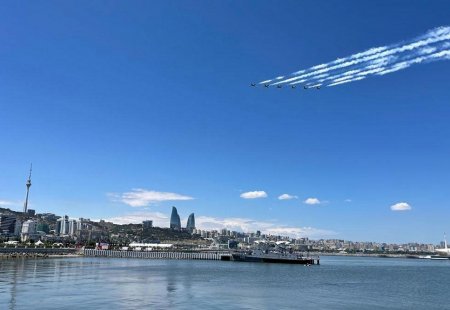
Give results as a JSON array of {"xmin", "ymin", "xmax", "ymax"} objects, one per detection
[{"xmin": 250, "ymin": 83, "xmax": 320, "ymax": 90}]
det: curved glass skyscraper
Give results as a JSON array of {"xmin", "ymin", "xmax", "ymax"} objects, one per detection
[
  {"xmin": 170, "ymin": 206, "xmax": 181, "ymax": 230},
  {"xmin": 186, "ymin": 213, "xmax": 195, "ymax": 232}
]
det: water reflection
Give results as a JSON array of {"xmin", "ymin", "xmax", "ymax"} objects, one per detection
[{"xmin": 166, "ymin": 261, "xmax": 177, "ymax": 293}]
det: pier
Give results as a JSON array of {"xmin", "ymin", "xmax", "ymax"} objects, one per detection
[
  {"xmin": 83, "ymin": 249, "xmax": 320, "ymax": 264},
  {"xmin": 83, "ymin": 249, "xmax": 230, "ymax": 260},
  {"xmin": 0, "ymin": 247, "xmax": 319, "ymax": 264}
]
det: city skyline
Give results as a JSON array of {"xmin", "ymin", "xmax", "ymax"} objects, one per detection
[
  {"xmin": 1, "ymin": 1, "xmax": 450, "ymax": 244},
  {"xmin": 1, "ymin": 202, "xmax": 446, "ymax": 251}
]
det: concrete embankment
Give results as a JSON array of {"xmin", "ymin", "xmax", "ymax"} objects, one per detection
[{"xmin": 0, "ymin": 247, "xmax": 79, "ymax": 259}]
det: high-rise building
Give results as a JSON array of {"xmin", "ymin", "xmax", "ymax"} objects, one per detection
[
  {"xmin": 21, "ymin": 219, "xmax": 37, "ymax": 241},
  {"xmin": 21, "ymin": 220, "xmax": 37, "ymax": 234},
  {"xmin": 56, "ymin": 216, "xmax": 69, "ymax": 235},
  {"xmin": 186, "ymin": 213, "xmax": 195, "ymax": 232},
  {"xmin": 14, "ymin": 220, "xmax": 22, "ymax": 236},
  {"xmin": 170, "ymin": 206, "xmax": 181, "ymax": 230},
  {"xmin": 76, "ymin": 218, "xmax": 91, "ymax": 231},
  {"xmin": 36, "ymin": 223, "xmax": 50, "ymax": 234},
  {"xmin": 68, "ymin": 219, "xmax": 78, "ymax": 236},
  {"xmin": 0, "ymin": 214, "xmax": 16, "ymax": 234},
  {"xmin": 75, "ymin": 218, "xmax": 92, "ymax": 241}
]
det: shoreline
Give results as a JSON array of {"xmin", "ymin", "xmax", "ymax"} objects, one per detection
[{"xmin": 0, "ymin": 252, "xmax": 82, "ymax": 259}]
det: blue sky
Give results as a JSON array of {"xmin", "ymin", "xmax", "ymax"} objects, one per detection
[{"xmin": 1, "ymin": 1, "xmax": 450, "ymax": 243}]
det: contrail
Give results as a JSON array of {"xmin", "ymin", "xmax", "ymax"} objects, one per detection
[
  {"xmin": 257, "ymin": 26, "xmax": 450, "ymax": 88},
  {"xmin": 312, "ymin": 41, "xmax": 448, "ymax": 86},
  {"xmin": 326, "ymin": 47, "xmax": 450, "ymax": 86},
  {"xmin": 376, "ymin": 49, "xmax": 450, "ymax": 76}
]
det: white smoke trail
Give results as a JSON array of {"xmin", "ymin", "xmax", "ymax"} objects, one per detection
[
  {"xmin": 327, "ymin": 49, "xmax": 450, "ymax": 86},
  {"xmin": 258, "ymin": 26, "xmax": 450, "ymax": 88},
  {"xmin": 376, "ymin": 49, "xmax": 450, "ymax": 76},
  {"xmin": 318, "ymin": 42, "xmax": 446, "ymax": 86},
  {"xmin": 319, "ymin": 39, "xmax": 449, "ymax": 86},
  {"xmin": 289, "ymin": 79, "xmax": 307, "ymax": 85},
  {"xmin": 289, "ymin": 30, "xmax": 449, "ymax": 83},
  {"xmin": 300, "ymin": 54, "xmax": 394, "ymax": 87},
  {"xmin": 300, "ymin": 46, "xmax": 389, "ymax": 74},
  {"xmin": 328, "ymin": 76, "xmax": 366, "ymax": 87}
]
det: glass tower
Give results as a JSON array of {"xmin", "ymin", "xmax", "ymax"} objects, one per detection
[
  {"xmin": 170, "ymin": 206, "xmax": 181, "ymax": 230},
  {"xmin": 186, "ymin": 213, "xmax": 195, "ymax": 232}
]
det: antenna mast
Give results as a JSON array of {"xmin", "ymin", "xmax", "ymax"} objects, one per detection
[{"xmin": 23, "ymin": 163, "xmax": 32, "ymax": 214}]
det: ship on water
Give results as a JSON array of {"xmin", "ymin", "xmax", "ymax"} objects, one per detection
[{"xmin": 230, "ymin": 249, "xmax": 319, "ymax": 265}]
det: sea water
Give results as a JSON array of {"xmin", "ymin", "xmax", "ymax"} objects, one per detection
[{"xmin": 1, "ymin": 256, "xmax": 449, "ymax": 309}]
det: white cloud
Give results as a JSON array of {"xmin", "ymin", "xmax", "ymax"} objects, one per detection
[
  {"xmin": 240, "ymin": 191, "xmax": 268, "ymax": 199},
  {"xmin": 0, "ymin": 200, "xmax": 14, "ymax": 206},
  {"xmin": 278, "ymin": 194, "xmax": 298, "ymax": 200},
  {"xmin": 390, "ymin": 202, "xmax": 412, "ymax": 211},
  {"xmin": 345, "ymin": 199, "xmax": 352, "ymax": 203},
  {"xmin": 104, "ymin": 212, "xmax": 336, "ymax": 239},
  {"xmin": 304, "ymin": 198, "xmax": 321, "ymax": 205},
  {"xmin": 0, "ymin": 200, "xmax": 21, "ymax": 207},
  {"xmin": 109, "ymin": 189, "xmax": 194, "ymax": 207}
]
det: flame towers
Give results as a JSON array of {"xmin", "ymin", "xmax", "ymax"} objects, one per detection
[
  {"xmin": 186, "ymin": 213, "xmax": 195, "ymax": 233},
  {"xmin": 170, "ymin": 206, "xmax": 181, "ymax": 230}
]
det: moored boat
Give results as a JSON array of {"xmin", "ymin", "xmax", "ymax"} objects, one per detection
[{"xmin": 231, "ymin": 249, "xmax": 319, "ymax": 265}]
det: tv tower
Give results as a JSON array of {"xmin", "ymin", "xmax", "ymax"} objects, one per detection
[{"xmin": 23, "ymin": 164, "xmax": 32, "ymax": 214}]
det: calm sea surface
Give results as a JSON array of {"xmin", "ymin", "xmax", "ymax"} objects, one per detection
[{"xmin": 1, "ymin": 255, "xmax": 449, "ymax": 309}]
